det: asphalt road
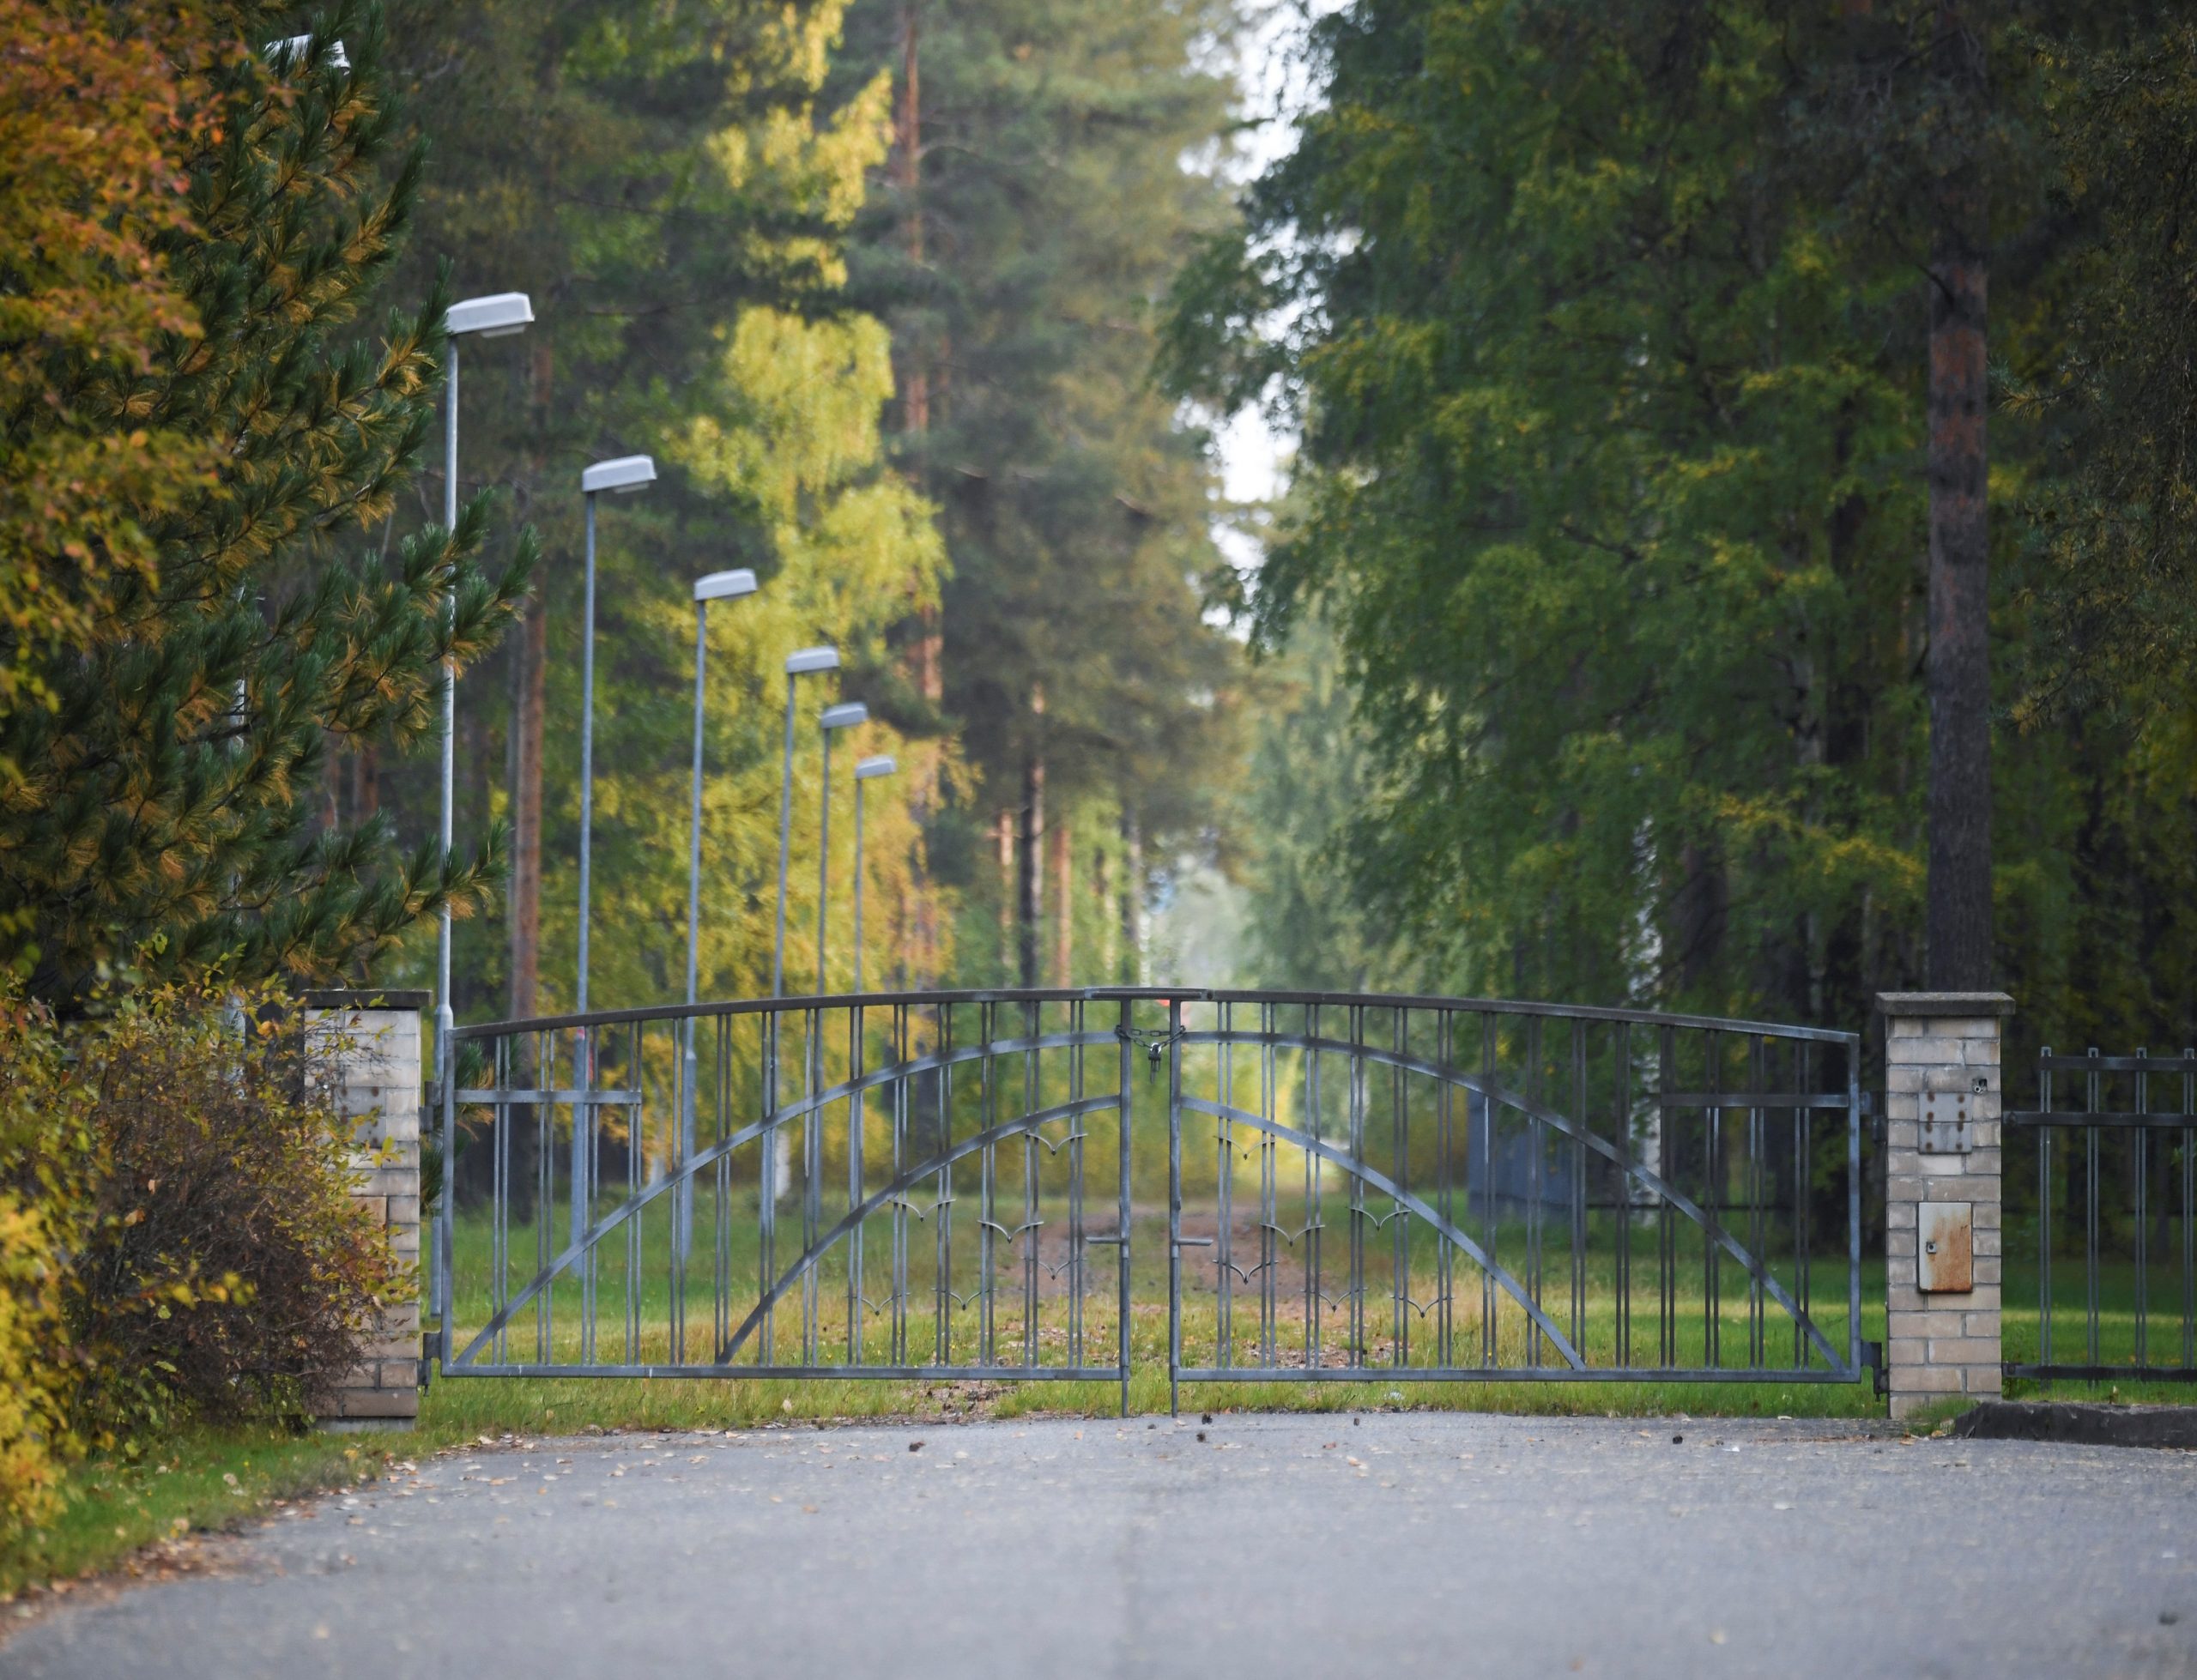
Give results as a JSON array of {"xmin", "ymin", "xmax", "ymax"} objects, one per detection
[{"xmin": 7, "ymin": 1411, "xmax": 2195, "ymax": 1679}]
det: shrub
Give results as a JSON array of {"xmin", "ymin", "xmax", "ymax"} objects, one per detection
[
  {"xmin": 63, "ymin": 988, "xmax": 404, "ymax": 1432},
  {"xmin": 0, "ymin": 995, "xmax": 90, "ymax": 1536}
]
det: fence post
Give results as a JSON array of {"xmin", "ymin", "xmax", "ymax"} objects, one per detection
[
  {"xmin": 1876, "ymin": 991, "xmax": 2013, "ymax": 1419},
  {"xmin": 302, "ymin": 988, "xmax": 427, "ymax": 1429}
]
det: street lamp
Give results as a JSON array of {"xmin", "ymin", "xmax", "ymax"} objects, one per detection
[
  {"xmin": 684, "ymin": 571, "xmax": 760, "ymax": 1012},
  {"xmin": 572, "ymin": 452, "xmax": 653, "ymax": 1251},
  {"xmin": 267, "ymin": 34, "xmax": 349, "ymax": 69},
  {"xmin": 772, "ymin": 646, "xmax": 840, "ymax": 996},
  {"xmin": 434, "ymin": 291, "xmax": 533, "ymax": 1091},
  {"xmin": 678, "ymin": 568, "xmax": 758, "ymax": 1260},
  {"xmin": 816, "ymin": 701, "xmax": 869, "ymax": 994},
  {"xmin": 574, "ymin": 452, "xmax": 655, "ymax": 1018},
  {"xmin": 852, "ymin": 755, "xmax": 898, "ymax": 992}
]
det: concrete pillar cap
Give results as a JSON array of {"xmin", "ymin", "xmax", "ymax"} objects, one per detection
[{"xmin": 1874, "ymin": 992, "xmax": 2015, "ymax": 1018}]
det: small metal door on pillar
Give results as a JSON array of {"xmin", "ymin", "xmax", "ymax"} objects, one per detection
[{"xmin": 1917, "ymin": 1202, "xmax": 1973, "ymax": 1293}]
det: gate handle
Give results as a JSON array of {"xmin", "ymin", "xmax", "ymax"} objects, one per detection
[{"xmin": 1175, "ymin": 1237, "xmax": 1214, "ymax": 1248}]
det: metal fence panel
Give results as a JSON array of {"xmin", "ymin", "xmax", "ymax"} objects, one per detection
[{"xmin": 2004, "ymin": 1048, "xmax": 2197, "ymax": 1384}]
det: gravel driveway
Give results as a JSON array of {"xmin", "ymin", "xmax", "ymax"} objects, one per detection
[{"xmin": 8, "ymin": 1411, "xmax": 2195, "ymax": 1678}]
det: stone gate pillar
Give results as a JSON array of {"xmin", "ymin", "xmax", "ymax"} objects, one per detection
[
  {"xmin": 302, "ymin": 988, "xmax": 427, "ymax": 1429},
  {"xmin": 1877, "ymin": 992, "xmax": 2013, "ymax": 1420}
]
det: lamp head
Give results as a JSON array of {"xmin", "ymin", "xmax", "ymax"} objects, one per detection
[
  {"xmin": 446, "ymin": 292, "xmax": 534, "ymax": 339},
  {"xmin": 693, "ymin": 569, "xmax": 758, "ymax": 603},
  {"xmin": 820, "ymin": 702, "xmax": 869, "ymax": 732},
  {"xmin": 785, "ymin": 646, "xmax": 840, "ymax": 677},
  {"xmin": 855, "ymin": 755, "xmax": 899, "ymax": 781},
  {"xmin": 581, "ymin": 455, "xmax": 656, "ymax": 495}
]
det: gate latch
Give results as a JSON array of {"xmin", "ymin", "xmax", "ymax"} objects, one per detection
[{"xmin": 1116, "ymin": 1024, "xmax": 1184, "ymax": 1070}]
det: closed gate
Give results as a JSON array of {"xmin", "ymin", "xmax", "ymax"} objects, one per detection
[{"xmin": 435, "ymin": 989, "xmax": 1869, "ymax": 1410}]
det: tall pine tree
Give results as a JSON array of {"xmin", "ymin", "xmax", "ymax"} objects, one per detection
[{"xmin": 0, "ymin": 4, "xmax": 530, "ymax": 1005}]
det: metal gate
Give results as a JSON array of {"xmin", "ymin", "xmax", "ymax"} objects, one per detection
[
  {"xmin": 435, "ymin": 988, "xmax": 1868, "ymax": 1409},
  {"xmin": 2003, "ymin": 1047, "xmax": 2197, "ymax": 1384}
]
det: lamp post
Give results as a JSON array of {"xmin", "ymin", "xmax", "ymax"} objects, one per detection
[
  {"xmin": 571, "ymin": 452, "xmax": 654, "ymax": 1249},
  {"xmin": 434, "ymin": 292, "xmax": 532, "ymax": 1092},
  {"xmin": 679, "ymin": 569, "xmax": 758, "ymax": 1257},
  {"xmin": 772, "ymin": 647, "xmax": 840, "ymax": 996},
  {"xmin": 574, "ymin": 453, "xmax": 655, "ymax": 1017},
  {"xmin": 851, "ymin": 755, "xmax": 898, "ymax": 992},
  {"xmin": 815, "ymin": 702, "xmax": 868, "ymax": 994}
]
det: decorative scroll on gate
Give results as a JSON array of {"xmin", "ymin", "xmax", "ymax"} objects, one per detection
[{"xmin": 437, "ymin": 988, "xmax": 1867, "ymax": 1410}]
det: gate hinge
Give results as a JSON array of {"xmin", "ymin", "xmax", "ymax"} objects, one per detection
[{"xmin": 1860, "ymin": 1339, "xmax": 1886, "ymax": 1399}]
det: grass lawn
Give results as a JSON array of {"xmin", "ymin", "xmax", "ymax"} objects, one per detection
[{"xmin": 0, "ymin": 1426, "xmax": 407, "ymax": 1606}]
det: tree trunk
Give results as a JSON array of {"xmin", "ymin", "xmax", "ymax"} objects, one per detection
[
  {"xmin": 509, "ymin": 589, "xmax": 546, "ymax": 1020},
  {"xmin": 348, "ymin": 743, "xmax": 378, "ymax": 827},
  {"xmin": 1097, "ymin": 831, "xmax": 1117, "ymax": 981},
  {"xmin": 1120, "ymin": 808, "xmax": 1142, "ymax": 986},
  {"xmin": 1924, "ymin": 0, "xmax": 1992, "ymax": 989},
  {"xmin": 893, "ymin": 2, "xmax": 944, "ymax": 988},
  {"xmin": 1017, "ymin": 752, "xmax": 1044, "ymax": 988},
  {"xmin": 996, "ymin": 808, "xmax": 1014, "ymax": 978},
  {"xmin": 1672, "ymin": 841, "xmax": 1728, "ymax": 996},
  {"xmin": 1050, "ymin": 807, "xmax": 1072, "ymax": 987}
]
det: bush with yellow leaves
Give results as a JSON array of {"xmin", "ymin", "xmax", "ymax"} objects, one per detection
[
  {"xmin": 0, "ymin": 983, "xmax": 403, "ymax": 1466},
  {"xmin": 0, "ymin": 994, "xmax": 88, "ymax": 1541}
]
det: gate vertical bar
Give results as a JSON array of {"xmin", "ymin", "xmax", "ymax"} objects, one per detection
[
  {"xmin": 760, "ymin": 1011, "xmax": 778, "ymax": 1366},
  {"xmin": 439, "ymin": 1038, "xmax": 457, "ymax": 1375},
  {"xmin": 1437, "ymin": 1008, "xmax": 1455, "ymax": 1369},
  {"xmin": 2088, "ymin": 1048, "xmax": 2102, "ymax": 1368},
  {"xmin": 1217, "ymin": 1000, "xmax": 1235, "ymax": 1369},
  {"xmin": 1392, "ymin": 1006, "xmax": 1409, "ymax": 1370},
  {"xmin": 1117, "ymin": 995, "xmax": 1133, "ymax": 1417},
  {"xmin": 1167, "ymin": 994, "xmax": 1184, "ymax": 1416},
  {"xmin": 1347, "ymin": 1003, "xmax": 1365, "ymax": 1368},
  {"xmin": 1846, "ymin": 1030, "xmax": 1861, "ymax": 1378},
  {"xmin": 2136, "ymin": 1050, "xmax": 2150, "ymax": 1369},
  {"xmin": 2039, "ymin": 1050, "xmax": 2055, "ymax": 1369},
  {"xmin": 1614, "ymin": 1020, "xmax": 1633, "ymax": 1369},
  {"xmin": 1571, "ymin": 1023, "xmax": 1587, "ymax": 1361},
  {"xmin": 848, "ymin": 1003, "xmax": 866, "ymax": 1365}
]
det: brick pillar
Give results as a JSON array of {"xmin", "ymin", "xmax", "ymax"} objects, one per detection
[
  {"xmin": 1878, "ymin": 992, "xmax": 2012, "ymax": 1419},
  {"xmin": 303, "ymin": 989, "xmax": 427, "ymax": 1429}
]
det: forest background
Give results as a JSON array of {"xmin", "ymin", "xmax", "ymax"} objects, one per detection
[{"xmin": 11, "ymin": 0, "xmax": 2197, "ymax": 1067}]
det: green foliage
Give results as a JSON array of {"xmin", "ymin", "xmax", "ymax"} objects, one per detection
[
  {"xmin": 833, "ymin": 0, "xmax": 1248, "ymax": 978},
  {"xmin": 1171, "ymin": 0, "xmax": 2197, "ymax": 1047},
  {"xmin": 378, "ymin": 0, "xmax": 956, "ymax": 1020},
  {"xmin": 2014, "ymin": 22, "xmax": 2197, "ymax": 720},
  {"xmin": 1231, "ymin": 616, "xmax": 1421, "ymax": 993},
  {"xmin": 0, "ymin": 3, "xmax": 530, "ymax": 1006}
]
